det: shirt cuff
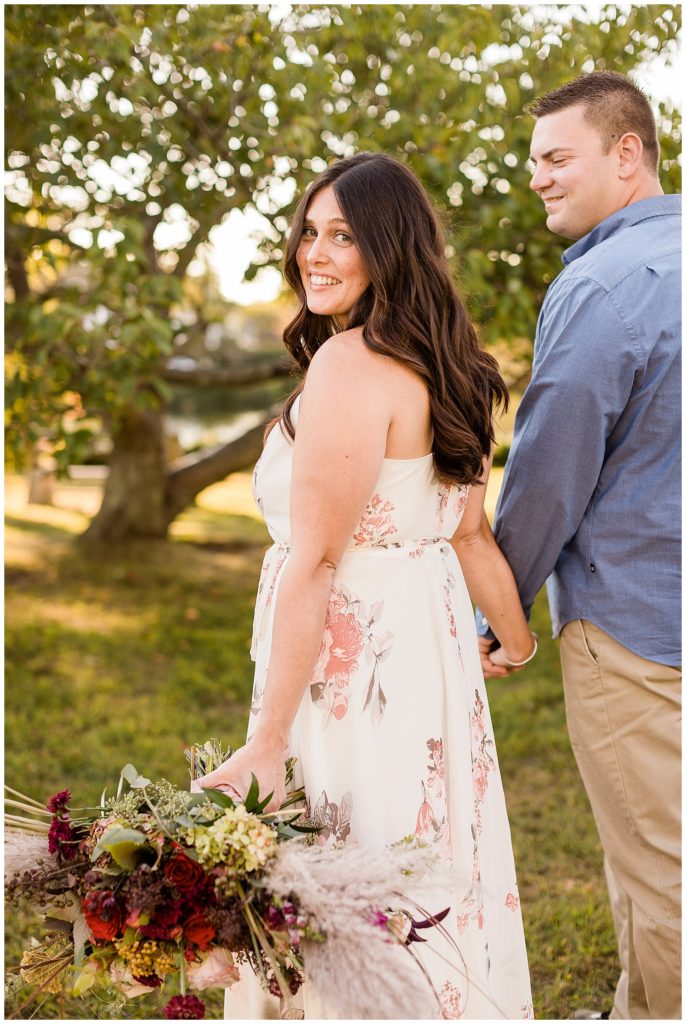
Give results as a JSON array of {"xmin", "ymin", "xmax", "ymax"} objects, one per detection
[{"xmin": 475, "ymin": 610, "xmax": 495, "ymax": 641}]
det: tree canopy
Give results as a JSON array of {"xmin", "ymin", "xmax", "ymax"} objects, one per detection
[{"xmin": 5, "ymin": 3, "xmax": 681, "ymax": 538}]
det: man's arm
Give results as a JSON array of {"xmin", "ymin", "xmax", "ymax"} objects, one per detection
[{"xmin": 478, "ymin": 276, "xmax": 639, "ymax": 633}]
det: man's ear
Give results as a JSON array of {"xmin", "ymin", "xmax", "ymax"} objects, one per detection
[{"xmin": 616, "ymin": 131, "xmax": 644, "ymax": 179}]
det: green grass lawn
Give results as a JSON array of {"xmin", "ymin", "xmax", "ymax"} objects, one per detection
[{"xmin": 4, "ymin": 473, "xmax": 619, "ymax": 1019}]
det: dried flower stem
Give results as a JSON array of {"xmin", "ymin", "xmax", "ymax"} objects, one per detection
[
  {"xmin": 3, "ymin": 799, "xmax": 52, "ymax": 817},
  {"xmin": 400, "ymin": 893, "xmax": 508, "ymax": 1019},
  {"xmin": 238, "ymin": 883, "xmax": 292, "ymax": 1007},
  {"xmin": 5, "ymin": 816, "xmax": 50, "ymax": 832},
  {"xmin": 4, "ymin": 786, "xmax": 47, "ymax": 809}
]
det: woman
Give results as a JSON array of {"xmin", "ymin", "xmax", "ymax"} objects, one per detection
[{"xmin": 194, "ymin": 152, "xmax": 534, "ymax": 1019}]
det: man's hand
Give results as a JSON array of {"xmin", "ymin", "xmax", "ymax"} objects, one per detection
[{"xmin": 478, "ymin": 637, "xmax": 514, "ymax": 679}]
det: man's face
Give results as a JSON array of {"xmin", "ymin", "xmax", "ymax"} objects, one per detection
[{"xmin": 529, "ymin": 104, "xmax": 624, "ymax": 240}]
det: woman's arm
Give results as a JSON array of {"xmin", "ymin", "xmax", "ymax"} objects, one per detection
[
  {"xmin": 451, "ymin": 453, "xmax": 536, "ymax": 671},
  {"xmin": 192, "ymin": 331, "xmax": 393, "ymax": 808}
]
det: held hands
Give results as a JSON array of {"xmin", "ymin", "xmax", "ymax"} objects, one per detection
[
  {"xmin": 478, "ymin": 635, "xmax": 538, "ymax": 680},
  {"xmin": 190, "ymin": 732, "xmax": 288, "ymax": 813}
]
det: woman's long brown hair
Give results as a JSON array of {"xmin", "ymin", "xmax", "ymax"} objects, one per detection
[{"xmin": 280, "ymin": 152, "xmax": 507, "ymax": 486}]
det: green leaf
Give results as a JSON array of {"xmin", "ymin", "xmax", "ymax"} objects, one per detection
[
  {"xmin": 72, "ymin": 961, "xmax": 98, "ymax": 996},
  {"xmin": 119, "ymin": 764, "xmax": 151, "ymax": 790},
  {"xmin": 202, "ymin": 787, "xmax": 236, "ymax": 809},
  {"xmin": 91, "ymin": 825, "xmax": 148, "ymax": 869},
  {"xmin": 243, "ymin": 772, "xmax": 262, "ymax": 811}
]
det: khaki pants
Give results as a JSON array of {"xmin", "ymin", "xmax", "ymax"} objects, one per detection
[{"xmin": 560, "ymin": 620, "xmax": 681, "ymax": 1019}]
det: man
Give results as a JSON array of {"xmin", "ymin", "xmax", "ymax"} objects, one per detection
[{"xmin": 478, "ymin": 71, "xmax": 681, "ymax": 1019}]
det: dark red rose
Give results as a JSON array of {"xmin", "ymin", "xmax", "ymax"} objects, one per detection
[
  {"xmin": 183, "ymin": 912, "xmax": 216, "ymax": 950},
  {"xmin": 163, "ymin": 994, "xmax": 206, "ymax": 1019},
  {"xmin": 140, "ymin": 901, "xmax": 183, "ymax": 941},
  {"xmin": 83, "ymin": 890, "xmax": 125, "ymax": 942},
  {"xmin": 163, "ymin": 851, "xmax": 206, "ymax": 895}
]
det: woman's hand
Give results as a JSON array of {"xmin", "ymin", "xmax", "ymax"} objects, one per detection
[{"xmin": 190, "ymin": 734, "xmax": 288, "ymax": 813}]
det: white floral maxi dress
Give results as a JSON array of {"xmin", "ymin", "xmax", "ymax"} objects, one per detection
[{"xmin": 226, "ymin": 398, "xmax": 533, "ymax": 1020}]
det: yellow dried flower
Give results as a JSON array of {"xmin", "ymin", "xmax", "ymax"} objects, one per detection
[
  {"xmin": 115, "ymin": 938, "xmax": 178, "ymax": 979},
  {"xmin": 20, "ymin": 941, "xmax": 71, "ymax": 993}
]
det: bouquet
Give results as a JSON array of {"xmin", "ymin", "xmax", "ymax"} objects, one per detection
[{"xmin": 5, "ymin": 740, "xmax": 457, "ymax": 1020}]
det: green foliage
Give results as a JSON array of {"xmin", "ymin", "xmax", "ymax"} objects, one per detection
[{"xmin": 5, "ymin": 3, "xmax": 681, "ymax": 469}]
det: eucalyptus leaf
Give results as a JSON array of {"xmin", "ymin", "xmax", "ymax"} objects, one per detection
[{"xmin": 119, "ymin": 764, "xmax": 151, "ymax": 790}]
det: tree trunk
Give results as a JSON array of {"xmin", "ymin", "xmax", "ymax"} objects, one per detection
[
  {"xmin": 81, "ymin": 406, "xmax": 278, "ymax": 543},
  {"xmin": 82, "ymin": 407, "xmax": 169, "ymax": 542}
]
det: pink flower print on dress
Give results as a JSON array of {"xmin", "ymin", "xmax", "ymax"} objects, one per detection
[
  {"xmin": 453, "ymin": 485, "xmax": 469, "ymax": 525},
  {"xmin": 436, "ymin": 483, "xmax": 450, "ymax": 532},
  {"xmin": 352, "ymin": 493, "xmax": 398, "ymax": 545},
  {"xmin": 470, "ymin": 690, "xmax": 496, "ymax": 834},
  {"xmin": 439, "ymin": 980, "xmax": 463, "ymax": 1019},
  {"xmin": 323, "ymin": 593, "xmax": 365, "ymax": 678},
  {"xmin": 426, "ymin": 738, "xmax": 446, "ymax": 800},
  {"xmin": 456, "ymin": 913, "xmax": 470, "ymax": 935},
  {"xmin": 505, "ymin": 891, "xmax": 520, "ymax": 912},
  {"xmin": 415, "ymin": 781, "xmax": 439, "ymax": 839},
  {"xmin": 441, "ymin": 552, "xmax": 458, "ymax": 641},
  {"xmin": 310, "ymin": 586, "xmax": 395, "ymax": 728},
  {"xmin": 414, "ymin": 739, "xmax": 450, "ymax": 853}
]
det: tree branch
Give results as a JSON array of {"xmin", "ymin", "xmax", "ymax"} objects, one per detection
[
  {"xmin": 163, "ymin": 408, "xmax": 280, "ymax": 522},
  {"xmin": 161, "ymin": 357, "xmax": 295, "ymax": 388}
]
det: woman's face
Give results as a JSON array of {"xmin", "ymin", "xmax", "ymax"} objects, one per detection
[{"xmin": 295, "ymin": 185, "xmax": 370, "ymax": 328}]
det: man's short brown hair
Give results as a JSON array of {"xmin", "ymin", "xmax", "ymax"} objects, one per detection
[{"xmin": 530, "ymin": 70, "xmax": 660, "ymax": 172}]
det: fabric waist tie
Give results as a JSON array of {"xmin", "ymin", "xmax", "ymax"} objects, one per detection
[{"xmin": 249, "ymin": 537, "xmax": 452, "ymax": 661}]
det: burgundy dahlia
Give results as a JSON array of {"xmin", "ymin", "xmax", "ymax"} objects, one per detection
[
  {"xmin": 163, "ymin": 994, "xmax": 206, "ymax": 1019},
  {"xmin": 47, "ymin": 816, "xmax": 79, "ymax": 861},
  {"xmin": 46, "ymin": 788, "xmax": 71, "ymax": 813}
]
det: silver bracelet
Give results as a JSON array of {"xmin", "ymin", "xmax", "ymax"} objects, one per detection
[{"xmin": 502, "ymin": 637, "xmax": 538, "ymax": 667}]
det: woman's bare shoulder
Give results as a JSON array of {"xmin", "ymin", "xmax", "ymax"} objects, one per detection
[{"xmin": 307, "ymin": 329, "xmax": 389, "ymax": 388}]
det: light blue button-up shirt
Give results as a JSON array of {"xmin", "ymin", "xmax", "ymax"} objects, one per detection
[{"xmin": 479, "ymin": 195, "xmax": 681, "ymax": 667}]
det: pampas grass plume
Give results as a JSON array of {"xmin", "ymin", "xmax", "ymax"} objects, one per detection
[{"xmin": 267, "ymin": 842, "xmax": 455, "ymax": 1019}]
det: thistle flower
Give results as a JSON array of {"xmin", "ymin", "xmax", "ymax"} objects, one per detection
[{"xmin": 163, "ymin": 994, "xmax": 206, "ymax": 1019}]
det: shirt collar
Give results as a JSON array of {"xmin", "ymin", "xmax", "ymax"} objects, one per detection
[{"xmin": 562, "ymin": 194, "xmax": 682, "ymax": 266}]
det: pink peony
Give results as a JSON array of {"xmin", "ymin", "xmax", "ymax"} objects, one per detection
[{"xmin": 186, "ymin": 947, "xmax": 240, "ymax": 992}]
